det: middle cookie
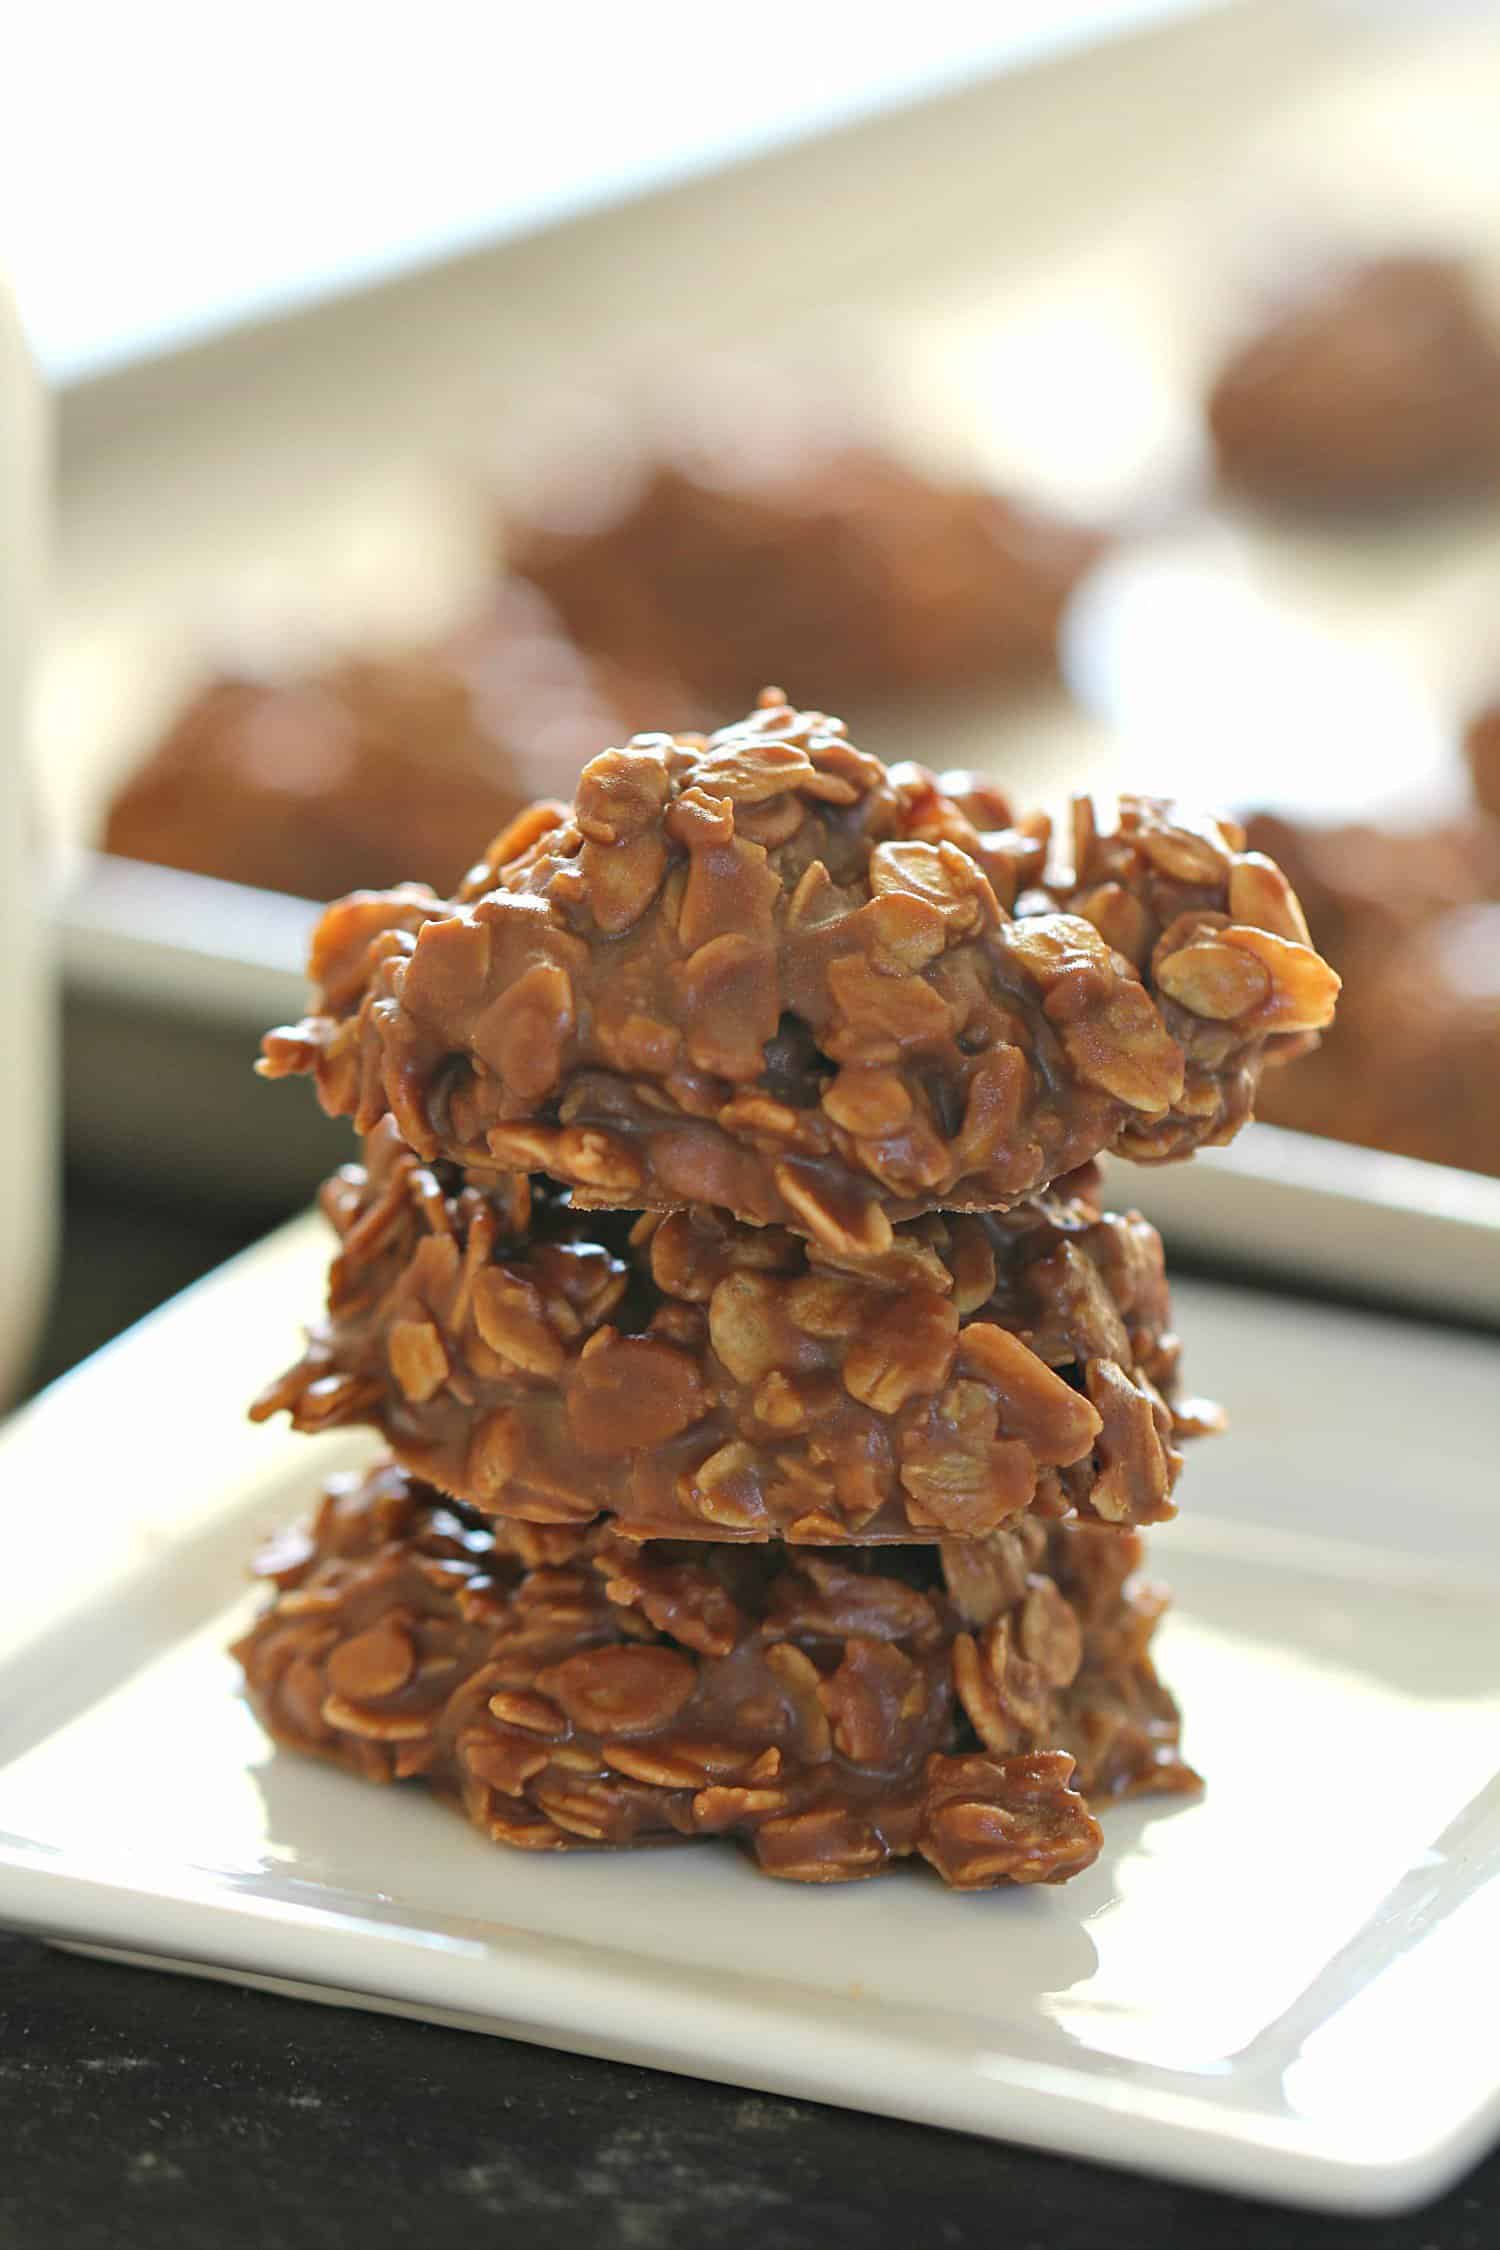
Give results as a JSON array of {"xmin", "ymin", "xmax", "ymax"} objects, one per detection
[{"xmin": 256, "ymin": 1121, "xmax": 1215, "ymax": 1543}]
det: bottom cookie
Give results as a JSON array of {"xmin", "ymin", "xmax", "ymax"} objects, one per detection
[{"xmin": 233, "ymin": 1463, "xmax": 1198, "ymax": 1889}]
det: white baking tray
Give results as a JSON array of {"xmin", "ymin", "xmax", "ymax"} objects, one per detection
[
  {"xmin": 45, "ymin": 0, "xmax": 1500, "ymax": 1266},
  {"xmin": 1, "ymin": 1215, "xmax": 1497, "ymax": 2214}
]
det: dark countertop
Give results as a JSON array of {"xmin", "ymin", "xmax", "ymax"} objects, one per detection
[{"xmin": 4, "ymin": 1171, "xmax": 1497, "ymax": 2250}]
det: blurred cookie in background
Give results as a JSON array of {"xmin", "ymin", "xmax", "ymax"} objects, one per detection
[
  {"xmin": 1466, "ymin": 694, "xmax": 1500, "ymax": 820},
  {"xmin": 1245, "ymin": 802, "xmax": 1500, "ymax": 1177},
  {"xmin": 501, "ymin": 412, "xmax": 1110, "ymax": 721},
  {"xmin": 1207, "ymin": 254, "xmax": 1500, "ymax": 511},
  {"xmin": 103, "ymin": 580, "xmax": 688, "ymax": 901}
]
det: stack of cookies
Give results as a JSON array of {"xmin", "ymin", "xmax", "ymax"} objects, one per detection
[{"xmin": 238, "ymin": 690, "xmax": 1338, "ymax": 1889}]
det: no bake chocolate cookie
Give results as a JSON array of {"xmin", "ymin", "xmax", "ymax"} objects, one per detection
[
  {"xmin": 1208, "ymin": 254, "xmax": 1500, "ymax": 510},
  {"xmin": 505, "ymin": 435, "xmax": 1107, "ymax": 717},
  {"xmin": 105, "ymin": 583, "xmax": 685, "ymax": 901},
  {"xmin": 252, "ymin": 1122, "xmax": 1214, "ymax": 1540},
  {"xmin": 261, "ymin": 693, "xmax": 1339, "ymax": 1245},
  {"xmin": 234, "ymin": 1460, "xmax": 1196, "ymax": 1887},
  {"xmin": 1246, "ymin": 806, "xmax": 1500, "ymax": 1176},
  {"xmin": 1466, "ymin": 698, "xmax": 1500, "ymax": 824}
]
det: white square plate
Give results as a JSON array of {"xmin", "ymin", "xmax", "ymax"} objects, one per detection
[{"xmin": 1, "ymin": 1216, "xmax": 1497, "ymax": 2215}]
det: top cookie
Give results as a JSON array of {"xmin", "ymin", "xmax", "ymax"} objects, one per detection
[{"xmin": 262, "ymin": 691, "xmax": 1338, "ymax": 1249}]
